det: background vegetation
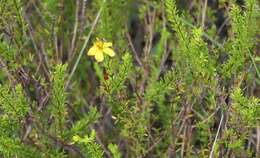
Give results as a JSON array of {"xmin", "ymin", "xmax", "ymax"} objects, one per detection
[{"xmin": 0, "ymin": 0, "xmax": 259, "ymax": 157}]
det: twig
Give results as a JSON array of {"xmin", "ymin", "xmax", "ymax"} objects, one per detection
[
  {"xmin": 209, "ymin": 112, "xmax": 224, "ymax": 158},
  {"xmin": 23, "ymin": 13, "xmax": 50, "ymax": 81},
  {"xmin": 257, "ymin": 126, "xmax": 260, "ymax": 157},
  {"xmin": 157, "ymin": 1, "xmax": 170, "ymax": 79},
  {"xmin": 142, "ymin": 133, "xmax": 166, "ymax": 157},
  {"xmin": 94, "ymin": 130, "xmax": 112, "ymax": 158},
  {"xmin": 79, "ymin": 0, "xmax": 88, "ymax": 34},
  {"xmin": 125, "ymin": 30, "xmax": 143, "ymax": 67},
  {"xmin": 217, "ymin": 17, "xmax": 230, "ymax": 36},
  {"xmin": 66, "ymin": 3, "xmax": 104, "ymax": 88},
  {"xmin": 59, "ymin": 0, "xmax": 65, "ymax": 61},
  {"xmin": 139, "ymin": 9, "xmax": 156, "ymax": 94},
  {"xmin": 248, "ymin": 52, "xmax": 260, "ymax": 78},
  {"xmin": 33, "ymin": 119, "xmax": 85, "ymax": 158},
  {"xmin": 53, "ymin": 23, "xmax": 59, "ymax": 62},
  {"xmin": 68, "ymin": 0, "xmax": 80, "ymax": 59},
  {"xmin": 143, "ymin": 9, "xmax": 156, "ymax": 59},
  {"xmin": 201, "ymin": 0, "xmax": 208, "ymax": 29}
]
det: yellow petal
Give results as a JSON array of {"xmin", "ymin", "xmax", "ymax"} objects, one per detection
[
  {"xmin": 87, "ymin": 46, "xmax": 98, "ymax": 56},
  {"xmin": 95, "ymin": 51, "xmax": 104, "ymax": 62},
  {"xmin": 103, "ymin": 42, "xmax": 112, "ymax": 47},
  {"xmin": 104, "ymin": 48, "xmax": 115, "ymax": 57}
]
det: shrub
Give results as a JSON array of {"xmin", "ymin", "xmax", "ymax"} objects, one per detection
[{"xmin": 0, "ymin": 0, "xmax": 259, "ymax": 157}]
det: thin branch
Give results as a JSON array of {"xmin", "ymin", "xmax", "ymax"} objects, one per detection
[
  {"xmin": 79, "ymin": 0, "xmax": 88, "ymax": 34},
  {"xmin": 66, "ymin": 3, "xmax": 104, "ymax": 88},
  {"xmin": 68, "ymin": 0, "xmax": 80, "ymax": 59},
  {"xmin": 209, "ymin": 112, "xmax": 224, "ymax": 158},
  {"xmin": 95, "ymin": 130, "xmax": 112, "ymax": 158},
  {"xmin": 248, "ymin": 52, "xmax": 260, "ymax": 78},
  {"xmin": 158, "ymin": 2, "xmax": 170, "ymax": 79},
  {"xmin": 217, "ymin": 17, "xmax": 230, "ymax": 36},
  {"xmin": 59, "ymin": 0, "xmax": 65, "ymax": 61},
  {"xmin": 201, "ymin": 0, "xmax": 208, "ymax": 29},
  {"xmin": 23, "ymin": 13, "xmax": 50, "ymax": 81},
  {"xmin": 257, "ymin": 126, "xmax": 260, "ymax": 157},
  {"xmin": 125, "ymin": 30, "xmax": 143, "ymax": 67},
  {"xmin": 142, "ymin": 133, "xmax": 166, "ymax": 158},
  {"xmin": 34, "ymin": 119, "xmax": 85, "ymax": 158}
]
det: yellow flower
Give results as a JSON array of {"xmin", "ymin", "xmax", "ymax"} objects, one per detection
[{"xmin": 87, "ymin": 38, "xmax": 115, "ymax": 62}]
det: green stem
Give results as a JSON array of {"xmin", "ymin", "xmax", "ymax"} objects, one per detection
[{"xmin": 66, "ymin": 2, "xmax": 105, "ymax": 88}]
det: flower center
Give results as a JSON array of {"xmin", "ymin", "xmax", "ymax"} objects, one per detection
[{"xmin": 95, "ymin": 41, "xmax": 104, "ymax": 50}]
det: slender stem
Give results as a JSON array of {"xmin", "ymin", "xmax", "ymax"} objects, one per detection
[
  {"xmin": 249, "ymin": 52, "xmax": 260, "ymax": 78},
  {"xmin": 66, "ymin": 4, "xmax": 104, "ymax": 88},
  {"xmin": 201, "ymin": 0, "xmax": 208, "ymax": 29},
  {"xmin": 68, "ymin": 0, "xmax": 80, "ymax": 59},
  {"xmin": 125, "ymin": 30, "xmax": 143, "ymax": 67},
  {"xmin": 210, "ymin": 112, "xmax": 224, "ymax": 158}
]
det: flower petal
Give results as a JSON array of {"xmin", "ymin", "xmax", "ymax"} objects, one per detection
[
  {"xmin": 104, "ymin": 48, "xmax": 115, "ymax": 57},
  {"xmin": 104, "ymin": 42, "xmax": 112, "ymax": 47},
  {"xmin": 87, "ymin": 46, "xmax": 98, "ymax": 56},
  {"xmin": 95, "ymin": 51, "xmax": 104, "ymax": 62}
]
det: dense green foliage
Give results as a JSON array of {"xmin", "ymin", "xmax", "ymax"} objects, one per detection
[{"xmin": 0, "ymin": 0, "xmax": 259, "ymax": 157}]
